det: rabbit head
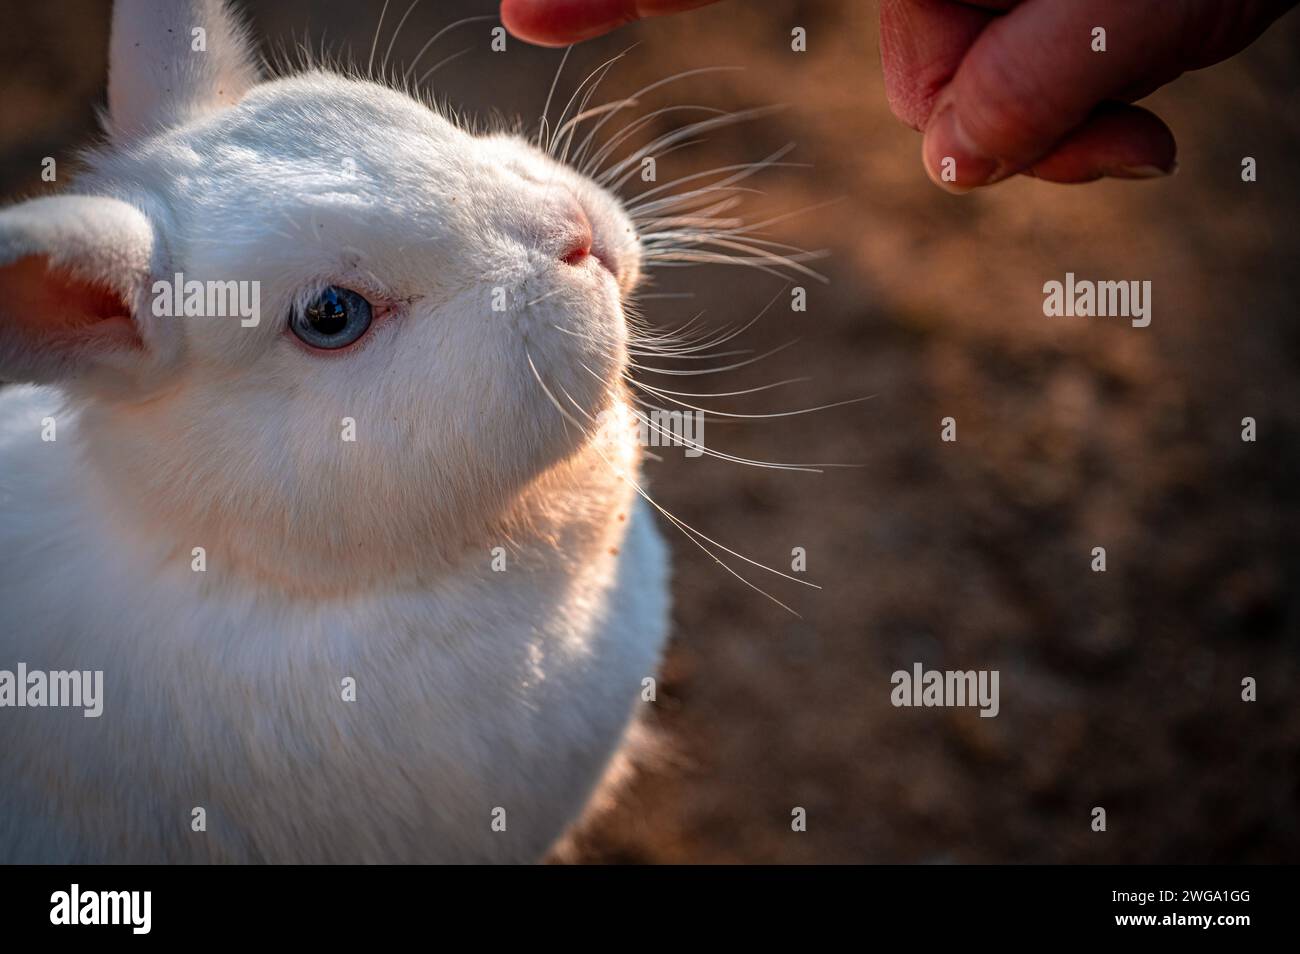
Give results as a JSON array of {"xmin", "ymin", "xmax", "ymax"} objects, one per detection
[{"xmin": 0, "ymin": 0, "xmax": 644, "ymax": 590}]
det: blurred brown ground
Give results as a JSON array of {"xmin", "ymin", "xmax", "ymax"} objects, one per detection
[{"xmin": 4, "ymin": 0, "xmax": 1297, "ymax": 862}]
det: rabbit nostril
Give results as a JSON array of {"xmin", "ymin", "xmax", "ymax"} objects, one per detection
[
  {"xmin": 559, "ymin": 205, "xmax": 594, "ymax": 266},
  {"xmin": 561, "ymin": 240, "xmax": 591, "ymax": 266}
]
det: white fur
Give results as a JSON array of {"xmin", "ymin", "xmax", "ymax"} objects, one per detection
[{"xmin": 0, "ymin": 0, "xmax": 669, "ymax": 862}]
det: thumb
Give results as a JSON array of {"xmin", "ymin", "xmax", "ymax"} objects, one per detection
[{"xmin": 921, "ymin": 0, "xmax": 1203, "ymax": 191}]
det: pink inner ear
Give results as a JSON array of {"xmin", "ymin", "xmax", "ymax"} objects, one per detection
[{"xmin": 2, "ymin": 254, "xmax": 142, "ymax": 352}]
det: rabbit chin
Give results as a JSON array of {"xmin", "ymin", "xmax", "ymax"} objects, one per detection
[{"xmin": 58, "ymin": 366, "xmax": 639, "ymax": 598}]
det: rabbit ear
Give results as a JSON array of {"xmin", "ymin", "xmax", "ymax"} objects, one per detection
[
  {"xmin": 0, "ymin": 195, "xmax": 180, "ymax": 392},
  {"xmin": 108, "ymin": 0, "xmax": 260, "ymax": 140}
]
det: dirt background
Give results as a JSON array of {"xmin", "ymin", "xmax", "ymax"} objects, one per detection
[{"xmin": 3, "ymin": 0, "xmax": 1297, "ymax": 862}]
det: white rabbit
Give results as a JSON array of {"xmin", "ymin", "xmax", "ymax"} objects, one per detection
[{"xmin": 0, "ymin": 0, "xmax": 669, "ymax": 862}]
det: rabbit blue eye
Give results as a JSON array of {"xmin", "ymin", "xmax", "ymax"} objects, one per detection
[{"xmin": 290, "ymin": 286, "xmax": 372, "ymax": 349}]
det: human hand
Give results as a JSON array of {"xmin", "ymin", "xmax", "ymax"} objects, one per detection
[
  {"xmin": 880, "ymin": 0, "xmax": 1298, "ymax": 191},
  {"xmin": 501, "ymin": 1, "xmax": 1296, "ymax": 192}
]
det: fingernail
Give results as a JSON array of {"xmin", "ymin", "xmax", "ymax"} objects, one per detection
[
  {"xmin": 1108, "ymin": 161, "xmax": 1177, "ymax": 180},
  {"xmin": 923, "ymin": 103, "xmax": 1007, "ymax": 193}
]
